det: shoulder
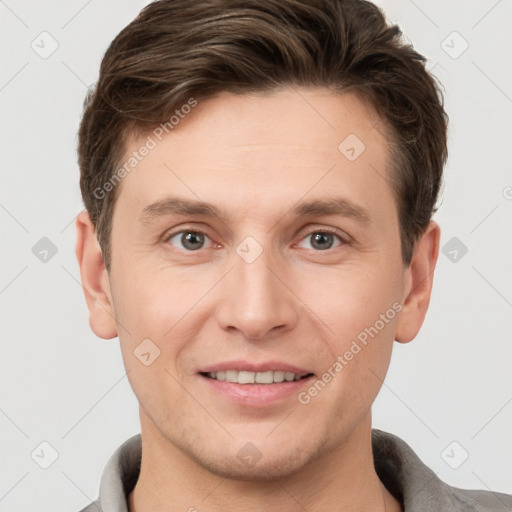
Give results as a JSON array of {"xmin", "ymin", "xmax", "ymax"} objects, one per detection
[
  {"xmin": 74, "ymin": 434, "xmax": 141, "ymax": 512},
  {"xmin": 443, "ymin": 485, "xmax": 512, "ymax": 511},
  {"xmin": 76, "ymin": 498, "xmax": 101, "ymax": 512},
  {"xmin": 372, "ymin": 429, "xmax": 512, "ymax": 512}
]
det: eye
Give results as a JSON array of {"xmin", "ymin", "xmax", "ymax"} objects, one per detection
[
  {"xmin": 297, "ymin": 230, "xmax": 344, "ymax": 251},
  {"xmin": 166, "ymin": 230, "xmax": 213, "ymax": 251}
]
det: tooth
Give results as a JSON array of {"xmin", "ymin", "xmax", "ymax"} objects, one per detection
[
  {"xmin": 226, "ymin": 370, "xmax": 238, "ymax": 382},
  {"xmin": 273, "ymin": 371, "xmax": 285, "ymax": 383},
  {"xmin": 238, "ymin": 371, "xmax": 255, "ymax": 384},
  {"xmin": 210, "ymin": 369, "xmax": 304, "ymax": 384},
  {"xmin": 255, "ymin": 371, "xmax": 274, "ymax": 384}
]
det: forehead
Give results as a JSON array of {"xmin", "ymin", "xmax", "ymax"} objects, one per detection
[{"xmin": 115, "ymin": 87, "xmax": 394, "ymax": 225}]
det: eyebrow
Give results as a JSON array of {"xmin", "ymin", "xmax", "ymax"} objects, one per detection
[{"xmin": 138, "ymin": 195, "xmax": 370, "ymax": 225}]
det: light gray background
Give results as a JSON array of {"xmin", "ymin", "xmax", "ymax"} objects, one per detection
[{"xmin": 1, "ymin": 0, "xmax": 511, "ymax": 510}]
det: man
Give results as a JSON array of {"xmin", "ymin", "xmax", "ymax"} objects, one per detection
[{"xmin": 74, "ymin": 0, "xmax": 512, "ymax": 511}]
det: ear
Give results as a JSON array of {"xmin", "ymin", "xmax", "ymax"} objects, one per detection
[
  {"xmin": 75, "ymin": 210, "xmax": 118, "ymax": 339},
  {"xmin": 395, "ymin": 220, "xmax": 440, "ymax": 344}
]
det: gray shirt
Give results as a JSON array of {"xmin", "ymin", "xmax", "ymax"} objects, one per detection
[{"xmin": 78, "ymin": 429, "xmax": 512, "ymax": 511}]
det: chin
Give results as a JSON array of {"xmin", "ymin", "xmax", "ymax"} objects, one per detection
[
  {"xmin": 144, "ymin": 402, "xmax": 339, "ymax": 480},
  {"xmin": 192, "ymin": 446, "xmax": 316, "ymax": 481}
]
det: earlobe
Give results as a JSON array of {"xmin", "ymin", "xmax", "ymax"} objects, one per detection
[
  {"xmin": 75, "ymin": 210, "xmax": 118, "ymax": 340},
  {"xmin": 395, "ymin": 221, "xmax": 440, "ymax": 344}
]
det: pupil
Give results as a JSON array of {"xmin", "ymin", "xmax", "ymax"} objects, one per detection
[
  {"xmin": 311, "ymin": 232, "xmax": 333, "ymax": 250},
  {"xmin": 182, "ymin": 232, "xmax": 204, "ymax": 250}
]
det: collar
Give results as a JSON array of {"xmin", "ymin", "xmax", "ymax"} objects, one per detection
[{"xmin": 85, "ymin": 429, "xmax": 511, "ymax": 511}]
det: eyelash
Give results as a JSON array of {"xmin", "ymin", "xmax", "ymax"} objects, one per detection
[{"xmin": 164, "ymin": 227, "xmax": 348, "ymax": 252}]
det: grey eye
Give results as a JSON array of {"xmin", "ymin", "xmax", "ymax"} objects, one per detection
[
  {"xmin": 298, "ymin": 231, "xmax": 342, "ymax": 251},
  {"xmin": 169, "ymin": 231, "xmax": 208, "ymax": 251}
]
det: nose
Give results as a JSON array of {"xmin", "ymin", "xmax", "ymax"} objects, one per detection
[{"xmin": 215, "ymin": 243, "xmax": 299, "ymax": 341}]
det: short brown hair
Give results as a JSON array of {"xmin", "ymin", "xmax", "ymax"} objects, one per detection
[{"xmin": 78, "ymin": 0, "xmax": 448, "ymax": 271}]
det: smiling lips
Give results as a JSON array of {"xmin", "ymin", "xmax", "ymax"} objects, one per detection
[
  {"xmin": 200, "ymin": 361, "xmax": 314, "ymax": 385},
  {"xmin": 199, "ymin": 363, "xmax": 315, "ymax": 405},
  {"xmin": 205, "ymin": 370, "xmax": 311, "ymax": 384}
]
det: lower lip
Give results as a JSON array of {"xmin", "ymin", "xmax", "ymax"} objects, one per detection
[{"xmin": 200, "ymin": 374, "xmax": 315, "ymax": 406}]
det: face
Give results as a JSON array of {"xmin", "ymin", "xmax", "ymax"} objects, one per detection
[{"xmin": 103, "ymin": 88, "xmax": 410, "ymax": 478}]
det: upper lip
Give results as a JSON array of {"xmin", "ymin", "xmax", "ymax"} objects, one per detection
[{"xmin": 199, "ymin": 360, "xmax": 313, "ymax": 377}]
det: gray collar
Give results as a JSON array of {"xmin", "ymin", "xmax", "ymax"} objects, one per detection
[{"xmin": 81, "ymin": 429, "xmax": 512, "ymax": 512}]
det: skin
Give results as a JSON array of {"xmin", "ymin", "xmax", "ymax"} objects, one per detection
[{"xmin": 76, "ymin": 87, "xmax": 440, "ymax": 512}]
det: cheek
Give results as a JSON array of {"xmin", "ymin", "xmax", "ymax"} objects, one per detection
[
  {"xmin": 297, "ymin": 263, "xmax": 401, "ymax": 397},
  {"xmin": 296, "ymin": 260, "xmax": 402, "ymax": 333},
  {"xmin": 111, "ymin": 260, "xmax": 222, "ymax": 376},
  {"xmin": 113, "ymin": 261, "xmax": 197, "ymax": 335},
  {"xmin": 306, "ymin": 317, "xmax": 397, "ymax": 426}
]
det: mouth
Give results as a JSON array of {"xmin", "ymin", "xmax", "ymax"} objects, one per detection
[
  {"xmin": 197, "ymin": 361, "xmax": 316, "ymax": 406},
  {"xmin": 200, "ymin": 370, "xmax": 314, "ymax": 384}
]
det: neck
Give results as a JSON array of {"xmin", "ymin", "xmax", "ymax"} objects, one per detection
[{"xmin": 128, "ymin": 411, "xmax": 401, "ymax": 512}]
